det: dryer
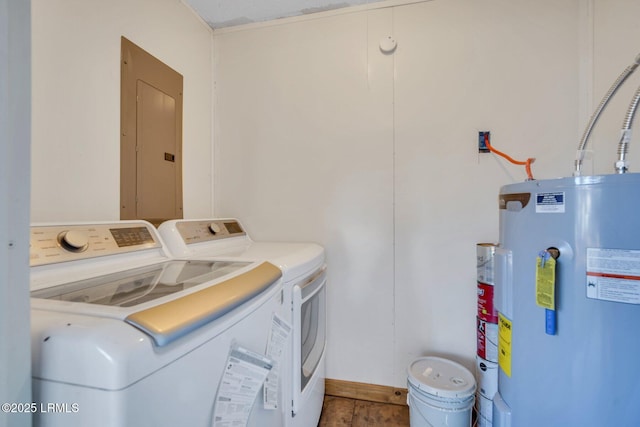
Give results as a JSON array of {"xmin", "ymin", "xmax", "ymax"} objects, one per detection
[
  {"xmin": 158, "ymin": 218, "xmax": 326, "ymax": 427},
  {"xmin": 30, "ymin": 221, "xmax": 287, "ymax": 427}
]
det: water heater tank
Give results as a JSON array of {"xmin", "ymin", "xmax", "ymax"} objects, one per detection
[{"xmin": 492, "ymin": 173, "xmax": 640, "ymax": 426}]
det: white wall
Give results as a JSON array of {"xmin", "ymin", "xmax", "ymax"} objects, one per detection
[
  {"xmin": 213, "ymin": 7, "xmax": 397, "ymax": 384},
  {"xmin": 213, "ymin": 0, "xmax": 581, "ymax": 387},
  {"xmin": 588, "ymin": 0, "xmax": 640, "ymax": 174},
  {"xmin": 392, "ymin": 0, "xmax": 579, "ymax": 385},
  {"xmin": 31, "ymin": 0, "xmax": 214, "ymax": 222},
  {"xmin": 1, "ymin": 0, "xmax": 32, "ymax": 425}
]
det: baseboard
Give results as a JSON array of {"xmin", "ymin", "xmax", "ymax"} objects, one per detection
[{"xmin": 324, "ymin": 378, "xmax": 408, "ymax": 406}]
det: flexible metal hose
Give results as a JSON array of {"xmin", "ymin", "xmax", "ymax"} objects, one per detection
[
  {"xmin": 615, "ymin": 85, "xmax": 640, "ymax": 173},
  {"xmin": 574, "ymin": 53, "xmax": 640, "ymax": 176}
]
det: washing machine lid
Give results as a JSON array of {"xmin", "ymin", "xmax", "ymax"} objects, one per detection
[
  {"xmin": 32, "ymin": 260, "xmax": 282, "ymax": 347},
  {"xmin": 31, "ymin": 260, "xmax": 251, "ymax": 308},
  {"xmin": 125, "ymin": 261, "xmax": 281, "ymax": 346}
]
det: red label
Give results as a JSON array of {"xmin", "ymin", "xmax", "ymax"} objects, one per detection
[{"xmin": 477, "ymin": 282, "xmax": 498, "ymax": 323}]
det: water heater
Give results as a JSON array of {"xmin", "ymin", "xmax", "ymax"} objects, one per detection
[{"xmin": 492, "ymin": 173, "xmax": 640, "ymax": 426}]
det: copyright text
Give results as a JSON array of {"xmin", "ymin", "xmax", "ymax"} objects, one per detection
[{"xmin": 1, "ymin": 403, "xmax": 79, "ymax": 413}]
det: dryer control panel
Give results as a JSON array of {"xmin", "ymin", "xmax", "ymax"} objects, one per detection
[
  {"xmin": 30, "ymin": 222, "xmax": 161, "ymax": 266},
  {"xmin": 176, "ymin": 219, "xmax": 246, "ymax": 245}
]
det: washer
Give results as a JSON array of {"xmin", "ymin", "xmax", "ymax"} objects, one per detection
[
  {"xmin": 30, "ymin": 221, "xmax": 287, "ymax": 427},
  {"xmin": 158, "ymin": 218, "xmax": 326, "ymax": 427}
]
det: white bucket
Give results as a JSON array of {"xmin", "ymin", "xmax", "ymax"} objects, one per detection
[{"xmin": 407, "ymin": 357, "xmax": 476, "ymax": 427}]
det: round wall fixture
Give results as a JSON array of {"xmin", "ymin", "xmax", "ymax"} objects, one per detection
[{"xmin": 379, "ymin": 36, "xmax": 397, "ymax": 54}]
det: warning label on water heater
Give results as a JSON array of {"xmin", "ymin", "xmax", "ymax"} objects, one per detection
[
  {"xmin": 586, "ymin": 248, "xmax": 640, "ymax": 304},
  {"xmin": 535, "ymin": 192, "xmax": 565, "ymax": 213},
  {"xmin": 498, "ymin": 313, "xmax": 512, "ymax": 378}
]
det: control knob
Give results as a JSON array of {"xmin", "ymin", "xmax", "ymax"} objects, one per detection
[
  {"xmin": 58, "ymin": 230, "xmax": 89, "ymax": 252},
  {"xmin": 208, "ymin": 223, "xmax": 222, "ymax": 235}
]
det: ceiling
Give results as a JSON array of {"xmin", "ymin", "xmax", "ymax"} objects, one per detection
[{"xmin": 185, "ymin": 0, "xmax": 384, "ymax": 29}]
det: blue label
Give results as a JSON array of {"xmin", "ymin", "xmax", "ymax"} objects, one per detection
[
  {"xmin": 536, "ymin": 192, "xmax": 565, "ymax": 213},
  {"xmin": 537, "ymin": 192, "xmax": 563, "ymax": 205}
]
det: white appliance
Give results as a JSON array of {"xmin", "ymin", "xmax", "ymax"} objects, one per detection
[
  {"xmin": 158, "ymin": 218, "xmax": 326, "ymax": 427},
  {"xmin": 493, "ymin": 174, "xmax": 640, "ymax": 426},
  {"xmin": 30, "ymin": 221, "xmax": 287, "ymax": 427}
]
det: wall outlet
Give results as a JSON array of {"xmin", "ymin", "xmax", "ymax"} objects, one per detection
[{"xmin": 479, "ymin": 131, "xmax": 490, "ymax": 153}]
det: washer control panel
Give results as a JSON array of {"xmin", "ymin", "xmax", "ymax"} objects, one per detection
[
  {"xmin": 30, "ymin": 222, "xmax": 161, "ymax": 266},
  {"xmin": 176, "ymin": 219, "xmax": 246, "ymax": 245}
]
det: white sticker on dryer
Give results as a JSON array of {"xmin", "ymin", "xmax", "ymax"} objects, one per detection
[{"xmin": 263, "ymin": 313, "xmax": 292, "ymax": 410}]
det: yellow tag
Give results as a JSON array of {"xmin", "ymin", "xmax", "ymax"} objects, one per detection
[
  {"xmin": 536, "ymin": 256, "xmax": 556, "ymax": 309},
  {"xmin": 498, "ymin": 313, "xmax": 512, "ymax": 377}
]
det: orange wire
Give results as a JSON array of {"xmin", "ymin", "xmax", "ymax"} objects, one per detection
[{"xmin": 484, "ymin": 134, "xmax": 535, "ymax": 180}]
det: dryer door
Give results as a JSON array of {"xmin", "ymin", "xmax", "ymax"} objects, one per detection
[{"xmin": 292, "ymin": 266, "xmax": 326, "ymax": 415}]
